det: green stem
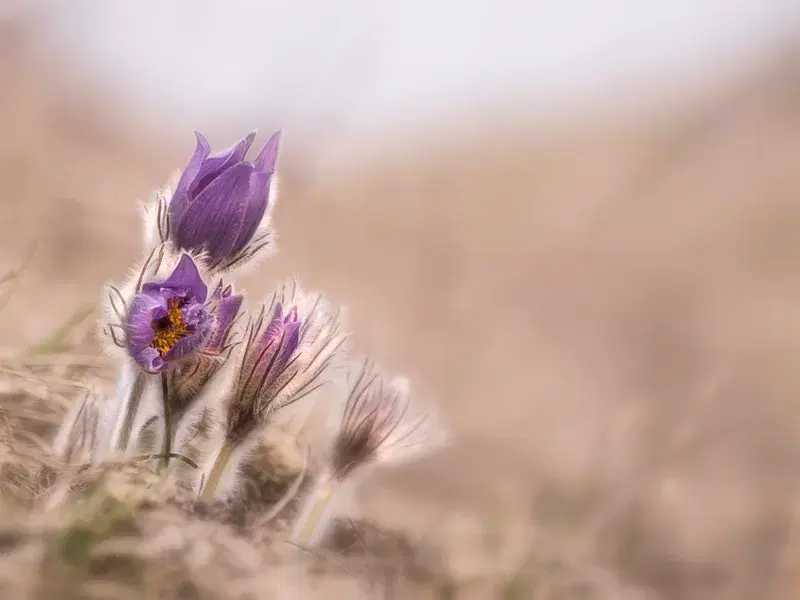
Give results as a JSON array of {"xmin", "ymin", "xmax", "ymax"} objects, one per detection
[
  {"xmin": 291, "ymin": 475, "xmax": 339, "ymax": 546},
  {"xmin": 160, "ymin": 372, "xmax": 172, "ymax": 471},
  {"xmin": 200, "ymin": 442, "xmax": 234, "ymax": 501}
]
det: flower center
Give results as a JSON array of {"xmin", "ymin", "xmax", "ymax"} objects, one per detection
[{"xmin": 150, "ymin": 297, "xmax": 191, "ymax": 355}]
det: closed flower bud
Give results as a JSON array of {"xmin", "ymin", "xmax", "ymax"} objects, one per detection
[
  {"xmin": 197, "ymin": 281, "xmax": 347, "ymax": 500},
  {"xmin": 169, "ymin": 131, "xmax": 281, "ymax": 269}
]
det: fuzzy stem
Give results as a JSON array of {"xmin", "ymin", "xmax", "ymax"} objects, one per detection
[
  {"xmin": 200, "ymin": 441, "xmax": 234, "ymax": 501},
  {"xmin": 53, "ymin": 394, "xmax": 90, "ymax": 461},
  {"xmin": 160, "ymin": 371, "xmax": 172, "ymax": 470},
  {"xmin": 290, "ymin": 473, "xmax": 341, "ymax": 547},
  {"xmin": 113, "ymin": 369, "xmax": 146, "ymax": 453}
]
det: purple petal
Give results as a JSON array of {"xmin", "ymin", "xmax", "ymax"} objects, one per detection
[
  {"xmin": 246, "ymin": 310, "xmax": 284, "ymax": 370},
  {"xmin": 133, "ymin": 347, "xmax": 165, "ymax": 373},
  {"xmin": 275, "ymin": 318, "xmax": 301, "ymax": 370},
  {"xmin": 206, "ymin": 293, "xmax": 243, "ymax": 352},
  {"xmin": 209, "ymin": 280, "xmax": 225, "ymax": 303},
  {"xmin": 253, "ymin": 130, "xmax": 281, "ymax": 173},
  {"xmin": 143, "ymin": 255, "xmax": 208, "ymax": 303},
  {"xmin": 239, "ymin": 316, "xmax": 283, "ymax": 397},
  {"xmin": 125, "ymin": 291, "xmax": 168, "ymax": 356},
  {"xmin": 175, "ymin": 163, "xmax": 255, "ymax": 262},
  {"xmin": 164, "ymin": 307, "xmax": 214, "ymax": 363},
  {"xmin": 182, "ymin": 300, "xmax": 213, "ymax": 331},
  {"xmin": 190, "ymin": 131, "xmax": 257, "ymax": 198},
  {"xmin": 261, "ymin": 312, "xmax": 285, "ymax": 349},
  {"xmin": 171, "ymin": 132, "xmax": 211, "ymax": 225},
  {"xmin": 232, "ymin": 169, "xmax": 272, "ymax": 257}
]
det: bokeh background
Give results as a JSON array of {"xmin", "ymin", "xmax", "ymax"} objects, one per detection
[{"xmin": 3, "ymin": 2, "xmax": 800, "ymax": 597}]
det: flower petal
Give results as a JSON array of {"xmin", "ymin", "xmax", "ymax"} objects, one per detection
[
  {"xmin": 275, "ymin": 318, "xmax": 301, "ymax": 371},
  {"xmin": 164, "ymin": 309, "xmax": 214, "ymax": 363},
  {"xmin": 125, "ymin": 291, "xmax": 168, "ymax": 356},
  {"xmin": 175, "ymin": 163, "xmax": 255, "ymax": 262},
  {"xmin": 227, "ymin": 131, "xmax": 281, "ymax": 257},
  {"xmin": 171, "ymin": 132, "xmax": 211, "ymax": 226},
  {"xmin": 133, "ymin": 346, "xmax": 165, "ymax": 373},
  {"xmin": 190, "ymin": 131, "xmax": 257, "ymax": 198},
  {"xmin": 253, "ymin": 130, "xmax": 281, "ymax": 173},
  {"xmin": 206, "ymin": 293, "xmax": 243, "ymax": 352},
  {"xmin": 143, "ymin": 254, "xmax": 208, "ymax": 303},
  {"xmin": 230, "ymin": 169, "xmax": 272, "ymax": 257}
]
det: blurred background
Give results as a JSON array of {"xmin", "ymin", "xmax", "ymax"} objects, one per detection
[{"xmin": 2, "ymin": 1, "xmax": 800, "ymax": 597}]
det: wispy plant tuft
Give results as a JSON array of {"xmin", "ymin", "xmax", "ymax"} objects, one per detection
[
  {"xmin": 30, "ymin": 129, "xmax": 449, "ymax": 590},
  {"xmin": 197, "ymin": 280, "xmax": 347, "ymax": 501},
  {"xmin": 290, "ymin": 358, "xmax": 447, "ymax": 546}
]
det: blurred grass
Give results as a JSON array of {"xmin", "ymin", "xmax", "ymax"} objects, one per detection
[
  {"xmin": 18, "ymin": 303, "xmax": 97, "ymax": 358},
  {"xmin": 0, "ymin": 242, "xmax": 37, "ymax": 315},
  {"xmin": 0, "ymin": 332, "xmax": 647, "ymax": 599}
]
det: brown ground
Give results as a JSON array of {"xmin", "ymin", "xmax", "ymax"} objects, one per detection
[{"xmin": 3, "ymin": 22, "xmax": 800, "ymax": 599}]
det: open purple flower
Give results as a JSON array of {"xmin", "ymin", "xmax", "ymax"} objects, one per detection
[
  {"xmin": 169, "ymin": 131, "xmax": 281, "ymax": 266},
  {"xmin": 124, "ymin": 254, "xmax": 215, "ymax": 373}
]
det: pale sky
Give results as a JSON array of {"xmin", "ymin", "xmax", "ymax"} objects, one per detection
[{"xmin": 17, "ymin": 0, "xmax": 800, "ymax": 146}]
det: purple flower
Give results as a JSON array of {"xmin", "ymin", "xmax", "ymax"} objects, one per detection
[
  {"xmin": 124, "ymin": 254, "xmax": 215, "ymax": 373},
  {"xmin": 169, "ymin": 131, "xmax": 281, "ymax": 265},
  {"xmin": 224, "ymin": 283, "xmax": 345, "ymax": 443},
  {"xmin": 244, "ymin": 302, "xmax": 302, "ymax": 386}
]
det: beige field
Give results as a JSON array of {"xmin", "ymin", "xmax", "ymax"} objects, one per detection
[{"xmin": 2, "ymin": 23, "xmax": 800, "ymax": 599}]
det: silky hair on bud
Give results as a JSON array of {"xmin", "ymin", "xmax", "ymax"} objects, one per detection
[
  {"xmin": 139, "ymin": 170, "xmax": 180, "ymax": 252},
  {"xmin": 330, "ymin": 358, "xmax": 448, "ymax": 481}
]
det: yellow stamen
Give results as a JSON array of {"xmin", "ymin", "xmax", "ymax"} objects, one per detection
[{"xmin": 150, "ymin": 297, "xmax": 190, "ymax": 355}]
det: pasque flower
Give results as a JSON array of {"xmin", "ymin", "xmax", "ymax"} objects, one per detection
[
  {"xmin": 290, "ymin": 359, "xmax": 446, "ymax": 546},
  {"xmin": 225, "ymin": 283, "xmax": 345, "ymax": 444},
  {"xmin": 168, "ymin": 131, "xmax": 281, "ymax": 267},
  {"xmin": 124, "ymin": 254, "xmax": 215, "ymax": 374},
  {"xmin": 198, "ymin": 281, "xmax": 346, "ymax": 500}
]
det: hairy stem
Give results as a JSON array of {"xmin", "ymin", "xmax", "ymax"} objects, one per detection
[
  {"xmin": 112, "ymin": 369, "xmax": 146, "ymax": 454},
  {"xmin": 200, "ymin": 441, "xmax": 234, "ymax": 501},
  {"xmin": 160, "ymin": 371, "xmax": 172, "ymax": 470},
  {"xmin": 290, "ymin": 474, "xmax": 340, "ymax": 547}
]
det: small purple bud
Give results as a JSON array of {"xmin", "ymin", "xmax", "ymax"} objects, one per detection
[
  {"xmin": 169, "ymin": 279, "xmax": 244, "ymax": 411},
  {"xmin": 223, "ymin": 283, "xmax": 345, "ymax": 444},
  {"xmin": 169, "ymin": 131, "xmax": 281, "ymax": 265},
  {"xmin": 205, "ymin": 281, "xmax": 244, "ymax": 353}
]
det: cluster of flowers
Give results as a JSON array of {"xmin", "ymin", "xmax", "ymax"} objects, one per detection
[{"xmin": 53, "ymin": 131, "xmax": 446, "ymax": 546}]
